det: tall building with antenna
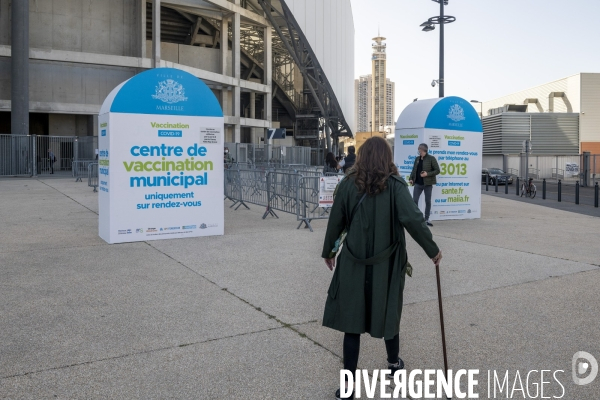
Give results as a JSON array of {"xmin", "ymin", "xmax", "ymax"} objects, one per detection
[{"xmin": 355, "ymin": 34, "xmax": 395, "ymax": 133}]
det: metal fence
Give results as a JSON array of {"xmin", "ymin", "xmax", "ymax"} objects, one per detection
[
  {"xmin": 0, "ymin": 134, "xmax": 98, "ymax": 177},
  {"xmin": 0, "ymin": 134, "xmax": 32, "ymax": 176},
  {"xmin": 88, "ymin": 163, "xmax": 99, "ymax": 192},
  {"xmin": 224, "ymin": 165, "xmax": 341, "ymax": 231},
  {"xmin": 505, "ymin": 153, "xmax": 599, "ymax": 186},
  {"xmin": 72, "ymin": 160, "xmax": 98, "ymax": 182},
  {"xmin": 297, "ymin": 176, "xmax": 333, "ymax": 231}
]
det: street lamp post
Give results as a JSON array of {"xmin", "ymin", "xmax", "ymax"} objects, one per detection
[
  {"xmin": 420, "ymin": 0, "xmax": 455, "ymax": 98},
  {"xmin": 470, "ymin": 100, "xmax": 483, "ymax": 119}
]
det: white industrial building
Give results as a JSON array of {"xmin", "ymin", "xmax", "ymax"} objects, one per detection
[
  {"xmin": 0, "ymin": 0, "xmax": 355, "ymax": 175},
  {"xmin": 478, "ymin": 73, "xmax": 600, "ymax": 183},
  {"xmin": 478, "ymin": 73, "xmax": 600, "ymax": 156}
]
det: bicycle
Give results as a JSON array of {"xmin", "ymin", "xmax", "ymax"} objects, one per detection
[{"xmin": 520, "ymin": 177, "xmax": 537, "ymax": 199}]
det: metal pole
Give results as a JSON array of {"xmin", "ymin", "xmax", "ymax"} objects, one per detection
[
  {"xmin": 495, "ymin": 176, "xmax": 498, "ymax": 192},
  {"xmin": 32, "ymin": 135, "xmax": 37, "ymax": 176},
  {"xmin": 439, "ymin": 0, "xmax": 444, "ymax": 98},
  {"xmin": 558, "ymin": 180, "xmax": 562, "ymax": 202},
  {"xmin": 595, "ymin": 182, "xmax": 599, "ymax": 208},
  {"xmin": 152, "ymin": 0, "xmax": 161, "ymax": 68},
  {"xmin": 516, "ymin": 177, "xmax": 520, "ymax": 196},
  {"xmin": 525, "ymin": 140, "xmax": 529, "ymax": 183},
  {"xmin": 485, "ymin": 174, "xmax": 488, "ymax": 191},
  {"xmin": 505, "ymin": 177, "xmax": 508, "ymax": 194},
  {"xmin": 543, "ymin": 179, "xmax": 546, "ymax": 200},
  {"xmin": 575, "ymin": 181, "xmax": 580, "ymax": 205},
  {"xmin": 74, "ymin": 137, "xmax": 79, "ymax": 164},
  {"xmin": 435, "ymin": 263, "xmax": 450, "ymax": 400}
]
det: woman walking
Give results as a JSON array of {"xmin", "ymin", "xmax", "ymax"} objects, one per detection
[
  {"xmin": 324, "ymin": 151, "xmax": 340, "ymax": 174},
  {"xmin": 321, "ymin": 137, "xmax": 442, "ymax": 399}
]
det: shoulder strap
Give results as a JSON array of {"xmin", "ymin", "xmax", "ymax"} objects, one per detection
[{"xmin": 347, "ymin": 192, "xmax": 367, "ymax": 230}]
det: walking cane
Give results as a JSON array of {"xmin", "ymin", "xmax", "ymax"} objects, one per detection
[{"xmin": 435, "ymin": 262, "xmax": 451, "ymax": 400}]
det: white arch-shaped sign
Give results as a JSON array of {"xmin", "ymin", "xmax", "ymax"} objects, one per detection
[
  {"xmin": 98, "ymin": 68, "xmax": 224, "ymax": 244},
  {"xmin": 394, "ymin": 96, "xmax": 483, "ymax": 221}
]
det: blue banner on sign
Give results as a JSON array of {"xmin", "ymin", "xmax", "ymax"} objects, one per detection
[
  {"xmin": 448, "ymin": 141, "xmax": 461, "ymax": 146},
  {"xmin": 403, "ymin": 140, "xmax": 415, "ymax": 145},
  {"xmin": 158, "ymin": 130, "xmax": 183, "ymax": 137},
  {"xmin": 108, "ymin": 68, "xmax": 223, "ymax": 117},
  {"xmin": 101, "ymin": 130, "xmax": 106, "ymax": 136},
  {"xmin": 424, "ymin": 97, "xmax": 482, "ymax": 132}
]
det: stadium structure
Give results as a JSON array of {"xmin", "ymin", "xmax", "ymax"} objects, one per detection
[{"xmin": 0, "ymin": 0, "xmax": 355, "ymax": 174}]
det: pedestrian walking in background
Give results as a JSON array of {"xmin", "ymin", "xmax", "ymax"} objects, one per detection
[
  {"xmin": 324, "ymin": 152, "xmax": 340, "ymax": 174},
  {"xmin": 340, "ymin": 146, "xmax": 356, "ymax": 174},
  {"xmin": 47, "ymin": 149, "xmax": 56, "ymax": 174},
  {"xmin": 321, "ymin": 137, "xmax": 442, "ymax": 400},
  {"xmin": 409, "ymin": 143, "xmax": 440, "ymax": 227}
]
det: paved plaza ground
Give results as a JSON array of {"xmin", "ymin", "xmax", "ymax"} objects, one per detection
[{"xmin": 1, "ymin": 177, "xmax": 599, "ymax": 399}]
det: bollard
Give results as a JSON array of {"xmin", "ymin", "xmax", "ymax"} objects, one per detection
[
  {"xmin": 495, "ymin": 176, "xmax": 498, "ymax": 192},
  {"xmin": 486, "ymin": 174, "xmax": 489, "ymax": 191},
  {"xmin": 505, "ymin": 177, "xmax": 509, "ymax": 194},
  {"xmin": 576, "ymin": 181, "xmax": 580, "ymax": 205},
  {"xmin": 516, "ymin": 177, "xmax": 520, "ymax": 196},
  {"xmin": 543, "ymin": 179, "xmax": 546, "ymax": 200},
  {"xmin": 595, "ymin": 182, "xmax": 599, "ymax": 208},
  {"xmin": 558, "ymin": 180, "xmax": 562, "ymax": 202}
]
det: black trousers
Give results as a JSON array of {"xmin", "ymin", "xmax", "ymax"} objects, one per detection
[{"xmin": 343, "ymin": 332, "xmax": 399, "ymax": 379}]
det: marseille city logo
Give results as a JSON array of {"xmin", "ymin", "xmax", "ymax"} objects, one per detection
[
  {"xmin": 152, "ymin": 79, "xmax": 188, "ymax": 104},
  {"xmin": 447, "ymin": 104, "xmax": 466, "ymax": 122}
]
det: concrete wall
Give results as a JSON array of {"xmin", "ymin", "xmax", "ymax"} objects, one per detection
[
  {"xmin": 285, "ymin": 0, "xmax": 355, "ymax": 133},
  {"xmin": 49, "ymin": 113, "xmax": 90, "ymax": 136},
  {"xmin": 0, "ymin": 0, "xmax": 142, "ymax": 57},
  {"xmin": 145, "ymin": 40, "xmax": 232, "ymax": 76},
  {"xmin": 0, "ymin": 0, "xmax": 8, "ymax": 45},
  {"xmin": 0, "ymin": 57, "xmax": 138, "ymax": 112}
]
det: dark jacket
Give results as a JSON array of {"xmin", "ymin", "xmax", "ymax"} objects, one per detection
[
  {"xmin": 342, "ymin": 153, "xmax": 356, "ymax": 173},
  {"xmin": 409, "ymin": 153, "xmax": 440, "ymax": 186},
  {"xmin": 321, "ymin": 175, "xmax": 439, "ymax": 339}
]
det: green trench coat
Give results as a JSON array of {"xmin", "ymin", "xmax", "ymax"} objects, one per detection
[{"xmin": 321, "ymin": 175, "xmax": 440, "ymax": 340}]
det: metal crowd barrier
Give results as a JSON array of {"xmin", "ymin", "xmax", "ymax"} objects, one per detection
[
  {"xmin": 264, "ymin": 171, "xmax": 302, "ymax": 219},
  {"xmin": 224, "ymin": 166, "xmax": 344, "ymax": 231},
  {"xmin": 72, "ymin": 159, "xmax": 97, "ymax": 182},
  {"xmin": 296, "ymin": 176, "xmax": 334, "ymax": 232},
  {"xmin": 88, "ymin": 162, "xmax": 98, "ymax": 192}
]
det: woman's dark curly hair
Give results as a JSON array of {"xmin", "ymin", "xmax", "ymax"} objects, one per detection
[{"xmin": 350, "ymin": 136, "xmax": 398, "ymax": 195}]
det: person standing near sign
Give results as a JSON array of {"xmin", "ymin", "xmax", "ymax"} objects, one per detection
[
  {"xmin": 224, "ymin": 147, "xmax": 232, "ymax": 169},
  {"xmin": 409, "ymin": 143, "xmax": 440, "ymax": 227},
  {"xmin": 321, "ymin": 137, "xmax": 442, "ymax": 400}
]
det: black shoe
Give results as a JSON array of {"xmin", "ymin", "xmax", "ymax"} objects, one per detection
[
  {"xmin": 389, "ymin": 357, "xmax": 405, "ymax": 376},
  {"xmin": 426, "ymin": 220, "xmax": 433, "ymax": 227},
  {"xmin": 336, "ymin": 388, "xmax": 354, "ymax": 399}
]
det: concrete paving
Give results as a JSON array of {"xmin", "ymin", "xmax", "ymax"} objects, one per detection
[{"xmin": 1, "ymin": 177, "xmax": 599, "ymax": 399}]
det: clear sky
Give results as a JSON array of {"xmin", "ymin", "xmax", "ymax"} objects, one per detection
[{"xmin": 350, "ymin": 0, "xmax": 600, "ymax": 118}]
